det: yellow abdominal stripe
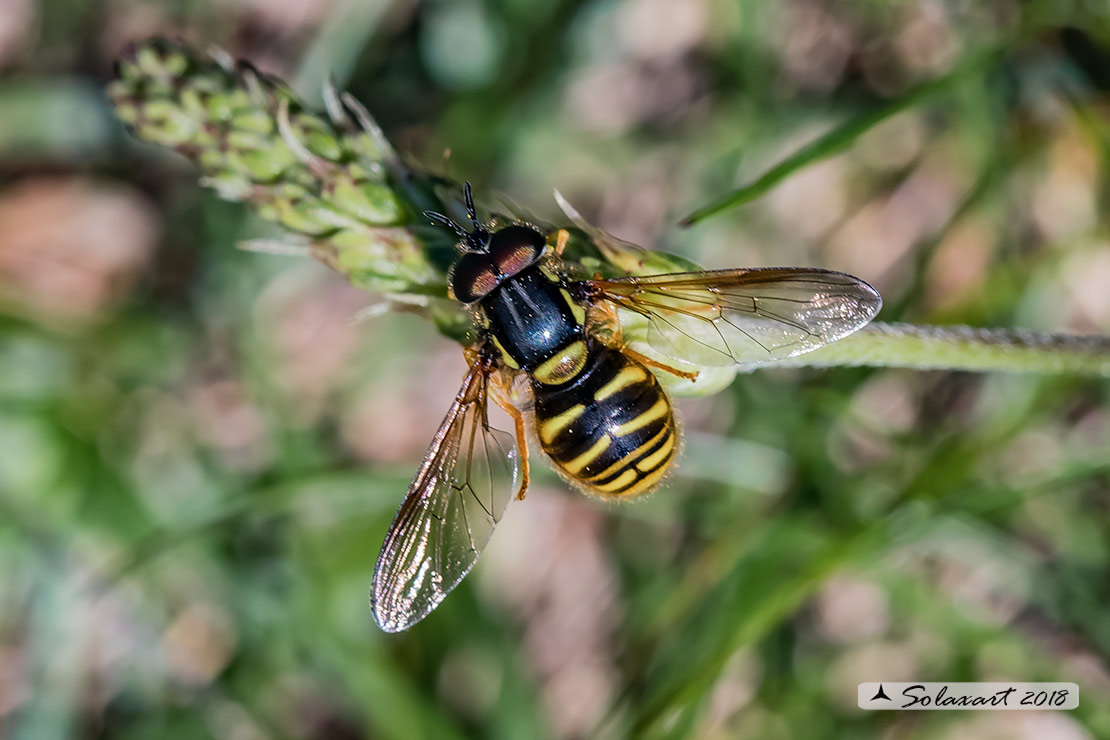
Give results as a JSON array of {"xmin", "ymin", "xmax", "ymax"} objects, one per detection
[
  {"xmin": 593, "ymin": 365, "xmax": 648, "ymax": 401},
  {"xmin": 592, "ymin": 469, "xmax": 638, "ymax": 492},
  {"xmin": 539, "ymin": 403, "xmax": 585, "ymax": 445},
  {"xmin": 563, "ymin": 435, "xmax": 611, "ymax": 475},
  {"xmin": 580, "ymin": 429, "xmax": 675, "ymax": 497},
  {"xmin": 585, "ymin": 424, "xmax": 670, "ymax": 482},
  {"xmin": 623, "ymin": 457, "xmax": 671, "ymax": 495},
  {"xmin": 533, "ymin": 340, "xmax": 587, "ymax": 385},
  {"xmin": 612, "ymin": 397, "xmax": 669, "ymax": 436},
  {"xmin": 636, "ymin": 431, "xmax": 675, "ymax": 472}
]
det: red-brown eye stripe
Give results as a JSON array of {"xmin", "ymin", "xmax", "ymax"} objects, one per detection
[
  {"xmin": 494, "ymin": 244, "xmax": 540, "ymax": 276},
  {"xmin": 451, "ymin": 253, "xmax": 505, "ymax": 303},
  {"xmin": 468, "ymin": 266, "xmax": 499, "ymax": 297},
  {"xmin": 487, "ymin": 224, "xmax": 544, "ymax": 279}
]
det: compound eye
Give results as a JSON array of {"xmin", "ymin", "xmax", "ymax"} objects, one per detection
[
  {"xmin": 451, "ymin": 254, "xmax": 499, "ymax": 303},
  {"xmin": 489, "ymin": 225, "xmax": 544, "ymax": 277}
]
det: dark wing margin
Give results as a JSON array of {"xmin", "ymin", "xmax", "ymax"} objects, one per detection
[
  {"xmin": 588, "ymin": 268, "xmax": 882, "ymax": 368},
  {"xmin": 371, "ymin": 356, "xmax": 518, "ymax": 633}
]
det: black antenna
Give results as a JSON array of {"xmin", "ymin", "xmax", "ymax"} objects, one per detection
[
  {"xmin": 464, "ymin": 183, "xmax": 481, "ymax": 228},
  {"xmin": 423, "ymin": 181, "xmax": 489, "ymax": 252},
  {"xmin": 465, "ymin": 182, "xmax": 477, "ymax": 220},
  {"xmin": 422, "ymin": 209, "xmax": 467, "ymax": 239}
]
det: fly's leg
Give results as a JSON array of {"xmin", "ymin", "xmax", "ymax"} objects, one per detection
[
  {"xmin": 551, "ymin": 228, "xmax": 570, "ymax": 257},
  {"xmin": 622, "ymin": 346, "xmax": 699, "ymax": 381},
  {"xmin": 489, "ymin": 375, "xmax": 531, "ymax": 501},
  {"xmin": 586, "ymin": 300, "xmax": 699, "ymax": 381}
]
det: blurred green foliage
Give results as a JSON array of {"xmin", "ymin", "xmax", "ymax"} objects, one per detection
[{"xmin": 2, "ymin": 1, "xmax": 1110, "ymax": 739}]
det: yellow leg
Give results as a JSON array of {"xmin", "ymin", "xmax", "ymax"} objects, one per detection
[
  {"xmin": 622, "ymin": 346, "xmax": 699, "ymax": 381},
  {"xmin": 552, "ymin": 228, "xmax": 570, "ymax": 257},
  {"xmin": 585, "ymin": 300, "xmax": 697, "ymax": 381},
  {"xmin": 490, "ymin": 380, "xmax": 531, "ymax": 501}
]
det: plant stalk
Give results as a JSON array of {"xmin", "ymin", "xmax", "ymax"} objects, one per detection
[{"xmin": 773, "ymin": 321, "xmax": 1110, "ymax": 376}]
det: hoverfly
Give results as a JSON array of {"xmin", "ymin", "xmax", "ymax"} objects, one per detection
[{"xmin": 370, "ymin": 183, "xmax": 882, "ymax": 632}]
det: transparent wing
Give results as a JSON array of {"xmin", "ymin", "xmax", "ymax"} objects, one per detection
[
  {"xmin": 554, "ymin": 189, "xmax": 703, "ymax": 275},
  {"xmin": 589, "ymin": 267, "xmax": 882, "ymax": 369},
  {"xmin": 371, "ymin": 360, "xmax": 518, "ymax": 632}
]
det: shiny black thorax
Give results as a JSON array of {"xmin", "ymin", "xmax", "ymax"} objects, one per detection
[
  {"xmin": 447, "ymin": 221, "xmax": 583, "ymax": 375},
  {"xmin": 479, "ymin": 265, "xmax": 582, "ymax": 372}
]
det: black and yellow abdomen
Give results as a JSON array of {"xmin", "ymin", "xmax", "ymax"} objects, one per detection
[
  {"xmin": 532, "ymin": 344, "xmax": 677, "ymax": 498},
  {"xmin": 459, "ymin": 248, "xmax": 677, "ymax": 498}
]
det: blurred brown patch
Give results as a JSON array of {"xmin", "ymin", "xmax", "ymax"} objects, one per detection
[
  {"xmin": 187, "ymin": 378, "xmax": 273, "ymax": 473},
  {"xmin": 815, "ymin": 574, "xmax": 890, "ymax": 644},
  {"xmin": 598, "ymin": 165, "xmax": 671, "ymax": 250},
  {"xmin": 1060, "ymin": 249, "xmax": 1110, "ymax": 330},
  {"xmin": 704, "ymin": 649, "xmax": 760, "ymax": 734},
  {"xmin": 162, "ymin": 602, "xmax": 237, "ymax": 686},
  {"xmin": 895, "ymin": 0, "xmax": 958, "ymax": 75},
  {"xmin": 340, "ymin": 344, "xmax": 467, "ymax": 464},
  {"xmin": 776, "ymin": 1, "xmax": 854, "ymax": 93},
  {"xmin": 767, "ymin": 158, "xmax": 849, "ymax": 241},
  {"xmin": 855, "ymin": 111, "xmax": 928, "ymax": 171},
  {"xmin": 0, "ymin": 177, "xmax": 159, "ymax": 327},
  {"xmin": 564, "ymin": 60, "xmax": 700, "ymax": 135},
  {"xmin": 98, "ymin": 1, "xmax": 188, "ymax": 61},
  {"xmin": 615, "ymin": 0, "xmax": 706, "ymax": 62},
  {"xmin": 254, "ymin": 267, "xmax": 375, "ymax": 426},
  {"xmin": 0, "ymin": 0, "xmax": 35, "ymax": 68},
  {"xmin": 924, "ymin": 215, "xmax": 995, "ymax": 311},
  {"xmin": 1032, "ymin": 122, "xmax": 1098, "ymax": 243},
  {"xmin": 828, "ymin": 156, "xmax": 961, "ymax": 290},
  {"xmin": 237, "ymin": 0, "xmax": 336, "ymax": 35},
  {"xmin": 0, "ymin": 640, "xmax": 28, "ymax": 719}
]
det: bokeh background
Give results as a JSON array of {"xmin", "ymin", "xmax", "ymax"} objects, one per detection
[{"xmin": 3, "ymin": 1, "xmax": 1110, "ymax": 738}]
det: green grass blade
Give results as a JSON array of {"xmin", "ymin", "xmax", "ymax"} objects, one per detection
[{"xmin": 679, "ymin": 49, "xmax": 1002, "ymax": 227}]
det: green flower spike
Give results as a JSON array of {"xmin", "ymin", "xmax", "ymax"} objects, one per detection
[{"xmin": 110, "ymin": 40, "xmax": 440, "ymax": 293}]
